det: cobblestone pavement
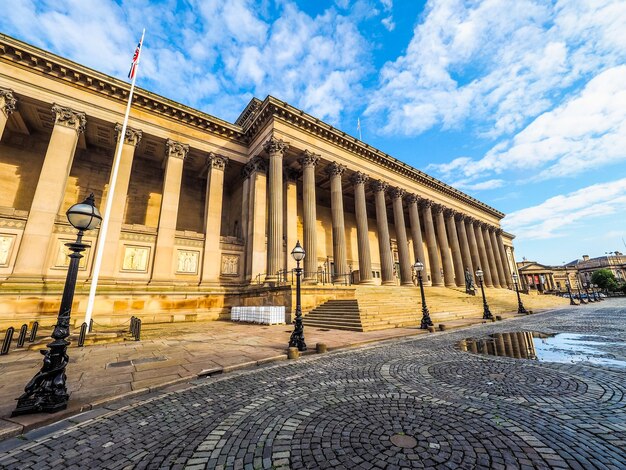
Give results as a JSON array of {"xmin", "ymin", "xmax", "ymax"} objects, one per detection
[{"xmin": 1, "ymin": 300, "xmax": 624, "ymax": 469}]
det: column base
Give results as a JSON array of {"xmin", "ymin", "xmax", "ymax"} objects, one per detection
[
  {"xmin": 444, "ymin": 282, "xmax": 457, "ymax": 288},
  {"xmin": 381, "ymin": 280, "xmax": 396, "ymax": 286},
  {"xmin": 400, "ymin": 281, "xmax": 414, "ymax": 287},
  {"xmin": 359, "ymin": 279, "xmax": 376, "ymax": 285}
]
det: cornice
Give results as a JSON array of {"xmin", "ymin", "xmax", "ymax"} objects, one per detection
[
  {"xmin": 0, "ymin": 33, "xmax": 246, "ymax": 143},
  {"xmin": 243, "ymin": 96, "xmax": 504, "ymax": 219},
  {"xmin": 0, "ymin": 34, "xmax": 504, "ymax": 221}
]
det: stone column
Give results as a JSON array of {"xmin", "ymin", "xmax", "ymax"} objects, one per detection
[
  {"xmin": 455, "ymin": 213, "xmax": 474, "ymax": 277},
  {"xmin": 200, "ymin": 153, "xmax": 228, "ymax": 284},
  {"xmin": 372, "ymin": 180, "xmax": 394, "ymax": 285},
  {"xmin": 243, "ymin": 157, "xmax": 267, "ymax": 282},
  {"xmin": 12, "ymin": 104, "xmax": 86, "ymax": 279},
  {"xmin": 390, "ymin": 187, "xmax": 413, "ymax": 286},
  {"xmin": 482, "ymin": 224, "xmax": 501, "ymax": 288},
  {"xmin": 445, "ymin": 209, "xmax": 465, "ymax": 287},
  {"xmin": 284, "ymin": 169, "xmax": 299, "ymax": 272},
  {"xmin": 326, "ymin": 162, "xmax": 348, "ymax": 281},
  {"xmin": 473, "ymin": 221, "xmax": 493, "ymax": 287},
  {"xmin": 489, "ymin": 227, "xmax": 507, "ymax": 289},
  {"xmin": 407, "ymin": 194, "xmax": 429, "ymax": 285},
  {"xmin": 0, "ymin": 88, "xmax": 17, "ymax": 140},
  {"xmin": 434, "ymin": 205, "xmax": 456, "ymax": 287},
  {"xmin": 299, "ymin": 151, "xmax": 319, "ymax": 283},
  {"xmin": 264, "ymin": 136, "xmax": 288, "ymax": 283},
  {"xmin": 496, "ymin": 230, "xmax": 513, "ymax": 288},
  {"xmin": 350, "ymin": 172, "xmax": 374, "ymax": 284},
  {"xmin": 465, "ymin": 218, "xmax": 481, "ymax": 276},
  {"xmin": 420, "ymin": 199, "xmax": 443, "ymax": 286},
  {"xmin": 98, "ymin": 124, "xmax": 143, "ymax": 279},
  {"xmin": 151, "ymin": 139, "xmax": 188, "ymax": 283}
]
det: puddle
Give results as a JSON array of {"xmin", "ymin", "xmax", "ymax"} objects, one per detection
[{"xmin": 459, "ymin": 332, "xmax": 626, "ymax": 368}]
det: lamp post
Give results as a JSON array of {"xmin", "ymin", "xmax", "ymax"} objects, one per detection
[
  {"xmin": 583, "ymin": 282, "xmax": 594, "ymax": 302},
  {"xmin": 511, "ymin": 272, "xmax": 528, "ymax": 314},
  {"xmin": 593, "ymin": 284, "xmax": 601, "ymax": 301},
  {"xmin": 413, "ymin": 260, "xmax": 433, "ymax": 329},
  {"xmin": 289, "ymin": 241, "xmax": 307, "ymax": 351},
  {"xmin": 575, "ymin": 279, "xmax": 587, "ymax": 304},
  {"xmin": 13, "ymin": 194, "xmax": 101, "ymax": 416},
  {"xmin": 565, "ymin": 280, "xmax": 577, "ymax": 306},
  {"xmin": 476, "ymin": 267, "xmax": 493, "ymax": 320}
]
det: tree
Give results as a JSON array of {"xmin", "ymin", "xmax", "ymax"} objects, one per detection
[{"xmin": 591, "ymin": 269, "xmax": 618, "ymax": 291}]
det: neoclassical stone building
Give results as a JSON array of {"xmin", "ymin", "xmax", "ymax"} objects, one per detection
[{"xmin": 0, "ymin": 34, "xmax": 519, "ymax": 327}]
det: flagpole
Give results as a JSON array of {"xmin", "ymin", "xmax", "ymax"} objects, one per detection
[{"xmin": 84, "ymin": 29, "xmax": 145, "ymax": 327}]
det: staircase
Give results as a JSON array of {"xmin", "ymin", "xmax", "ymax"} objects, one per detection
[
  {"xmin": 302, "ymin": 300, "xmax": 364, "ymax": 331},
  {"xmin": 302, "ymin": 285, "xmax": 570, "ymax": 332}
]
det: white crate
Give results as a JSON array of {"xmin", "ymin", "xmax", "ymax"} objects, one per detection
[{"xmin": 230, "ymin": 306, "xmax": 285, "ymax": 325}]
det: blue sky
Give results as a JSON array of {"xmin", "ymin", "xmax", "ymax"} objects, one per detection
[{"xmin": 2, "ymin": 0, "xmax": 625, "ymax": 265}]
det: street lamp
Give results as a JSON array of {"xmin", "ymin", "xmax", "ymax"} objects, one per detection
[
  {"xmin": 511, "ymin": 272, "xmax": 528, "ymax": 314},
  {"xmin": 583, "ymin": 282, "xmax": 594, "ymax": 302},
  {"xmin": 13, "ymin": 193, "xmax": 101, "ymax": 416},
  {"xmin": 592, "ymin": 284, "xmax": 601, "ymax": 301},
  {"xmin": 575, "ymin": 279, "xmax": 587, "ymax": 304},
  {"xmin": 565, "ymin": 280, "xmax": 577, "ymax": 306},
  {"xmin": 413, "ymin": 260, "xmax": 433, "ymax": 329},
  {"xmin": 289, "ymin": 240, "xmax": 307, "ymax": 351},
  {"xmin": 475, "ymin": 267, "xmax": 493, "ymax": 320}
]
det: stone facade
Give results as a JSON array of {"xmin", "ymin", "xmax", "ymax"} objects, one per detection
[{"xmin": 0, "ymin": 34, "xmax": 517, "ymax": 326}]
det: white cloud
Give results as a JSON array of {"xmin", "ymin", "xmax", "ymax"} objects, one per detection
[
  {"xmin": 451, "ymin": 178, "xmax": 505, "ymax": 191},
  {"xmin": 381, "ymin": 16, "xmax": 395, "ymax": 31},
  {"xmin": 367, "ymin": 0, "xmax": 626, "ymax": 137},
  {"xmin": 430, "ymin": 66, "xmax": 626, "ymax": 182},
  {"xmin": 503, "ymin": 178, "xmax": 626, "ymax": 240},
  {"xmin": 0, "ymin": 0, "xmax": 369, "ymax": 123}
]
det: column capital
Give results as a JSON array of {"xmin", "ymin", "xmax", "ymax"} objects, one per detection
[
  {"xmin": 298, "ymin": 149, "xmax": 320, "ymax": 168},
  {"xmin": 0, "ymin": 88, "xmax": 17, "ymax": 117},
  {"xmin": 324, "ymin": 161, "xmax": 346, "ymax": 178},
  {"xmin": 370, "ymin": 179, "xmax": 388, "ymax": 193},
  {"xmin": 165, "ymin": 139, "xmax": 189, "ymax": 160},
  {"xmin": 114, "ymin": 123, "xmax": 143, "ymax": 146},
  {"xmin": 495, "ymin": 228, "xmax": 504, "ymax": 235},
  {"xmin": 479, "ymin": 221, "xmax": 490, "ymax": 230},
  {"xmin": 264, "ymin": 136, "xmax": 289, "ymax": 156},
  {"xmin": 418, "ymin": 198, "xmax": 433, "ymax": 209},
  {"xmin": 389, "ymin": 187, "xmax": 405, "ymax": 200},
  {"xmin": 432, "ymin": 203, "xmax": 445, "ymax": 214},
  {"xmin": 242, "ymin": 155, "xmax": 267, "ymax": 178},
  {"xmin": 349, "ymin": 171, "xmax": 369, "ymax": 185},
  {"xmin": 51, "ymin": 103, "xmax": 86, "ymax": 134},
  {"xmin": 206, "ymin": 152, "xmax": 229, "ymax": 171},
  {"xmin": 406, "ymin": 193, "xmax": 420, "ymax": 205},
  {"xmin": 443, "ymin": 207, "xmax": 456, "ymax": 218},
  {"xmin": 454, "ymin": 212, "xmax": 466, "ymax": 222}
]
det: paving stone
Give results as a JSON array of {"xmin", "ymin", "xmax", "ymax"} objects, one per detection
[{"xmin": 1, "ymin": 301, "xmax": 625, "ymax": 469}]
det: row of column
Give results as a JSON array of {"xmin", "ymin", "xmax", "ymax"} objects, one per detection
[
  {"xmin": 3, "ymin": 98, "xmax": 229, "ymax": 284},
  {"xmin": 279, "ymin": 143, "xmax": 513, "ymax": 288}
]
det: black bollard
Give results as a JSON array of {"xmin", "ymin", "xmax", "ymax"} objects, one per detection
[
  {"xmin": 1, "ymin": 327, "xmax": 15, "ymax": 355},
  {"xmin": 16, "ymin": 324, "xmax": 28, "ymax": 348},
  {"xmin": 78, "ymin": 322, "xmax": 88, "ymax": 347},
  {"xmin": 28, "ymin": 321, "xmax": 39, "ymax": 343}
]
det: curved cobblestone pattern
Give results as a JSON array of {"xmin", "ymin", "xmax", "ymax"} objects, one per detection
[{"xmin": 1, "ymin": 300, "xmax": 625, "ymax": 469}]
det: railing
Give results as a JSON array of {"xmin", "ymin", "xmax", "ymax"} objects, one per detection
[
  {"xmin": 1, "ymin": 316, "xmax": 140, "ymax": 355},
  {"xmin": 252, "ymin": 269, "xmax": 354, "ymax": 286}
]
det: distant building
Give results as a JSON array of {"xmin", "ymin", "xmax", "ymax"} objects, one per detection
[{"xmin": 568, "ymin": 253, "xmax": 626, "ymax": 285}]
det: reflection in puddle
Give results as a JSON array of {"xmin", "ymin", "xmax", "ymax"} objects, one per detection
[{"xmin": 459, "ymin": 332, "xmax": 626, "ymax": 368}]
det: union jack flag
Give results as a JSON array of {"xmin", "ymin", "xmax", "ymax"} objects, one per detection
[{"xmin": 128, "ymin": 40, "xmax": 142, "ymax": 80}]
